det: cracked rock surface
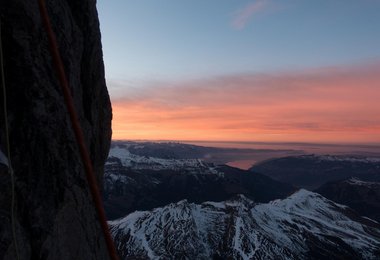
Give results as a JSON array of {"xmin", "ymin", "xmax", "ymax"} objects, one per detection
[{"xmin": 0, "ymin": 0, "xmax": 112, "ymax": 259}]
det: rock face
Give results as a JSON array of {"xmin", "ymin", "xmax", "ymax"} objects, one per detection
[{"xmin": 0, "ymin": 1, "xmax": 112, "ymax": 259}]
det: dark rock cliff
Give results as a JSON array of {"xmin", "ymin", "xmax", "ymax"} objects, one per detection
[{"xmin": 0, "ymin": 0, "xmax": 112, "ymax": 259}]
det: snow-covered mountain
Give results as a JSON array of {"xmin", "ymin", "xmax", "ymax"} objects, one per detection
[
  {"xmin": 108, "ymin": 143, "xmax": 222, "ymax": 175},
  {"xmin": 104, "ymin": 142, "xmax": 296, "ymax": 220},
  {"xmin": 104, "ymin": 158, "xmax": 295, "ymax": 220},
  {"xmin": 106, "ymin": 142, "xmax": 380, "ymax": 258},
  {"xmin": 109, "ymin": 189, "xmax": 380, "ymax": 260}
]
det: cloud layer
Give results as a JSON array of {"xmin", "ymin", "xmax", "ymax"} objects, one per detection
[
  {"xmin": 231, "ymin": 0, "xmax": 270, "ymax": 30},
  {"xmin": 110, "ymin": 62, "xmax": 380, "ymax": 143}
]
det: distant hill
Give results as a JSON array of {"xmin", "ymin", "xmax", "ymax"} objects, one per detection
[
  {"xmin": 250, "ymin": 154, "xmax": 380, "ymax": 190},
  {"xmin": 315, "ymin": 178, "xmax": 380, "ymax": 222}
]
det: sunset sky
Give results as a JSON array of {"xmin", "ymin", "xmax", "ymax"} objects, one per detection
[{"xmin": 97, "ymin": 0, "xmax": 380, "ymax": 144}]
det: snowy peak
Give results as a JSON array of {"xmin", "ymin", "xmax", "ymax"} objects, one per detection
[
  {"xmin": 253, "ymin": 190, "xmax": 380, "ymax": 256},
  {"xmin": 108, "ymin": 144, "xmax": 221, "ymax": 175},
  {"xmin": 110, "ymin": 200, "xmax": 205, "ymax": 259},
  {"xmin": 270, "ymin": 189, "xmax": 345, "ymax": 212},
  {"xmin": 110, "ymin": 190, "xmax": 380, "ymax": 259}
]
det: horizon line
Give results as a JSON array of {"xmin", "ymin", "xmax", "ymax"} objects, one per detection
[{"xmin": 111, "ymin": 139, "xmax": 380, "ymax": 148}]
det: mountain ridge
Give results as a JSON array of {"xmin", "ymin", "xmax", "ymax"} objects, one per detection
[
  {"xmin": 104, "ymin": 144, "xmax": 295, "ymax": 220},
  {"xmin": 315, "ymin": 178, "xmax": 380, "ymax": 222},
  {"xmin": 250, "ymin": 154, "xmax": 380, "ymax": 189},
  {"xmin": 110, "ymin": 189, "xmax": 380, "ymax": 260}
]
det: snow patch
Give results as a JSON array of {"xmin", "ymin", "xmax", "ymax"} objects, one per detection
[
  {"xmin": 346, "ymin": 177, "xmax": 380, "ymax": 187},
  {"xmin": 108, "ymin": 145, "xmax": 223, "ymax": 176}
]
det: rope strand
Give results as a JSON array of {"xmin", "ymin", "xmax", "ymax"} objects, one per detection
[{"xmin": 37, "ymin": 1, "xmax": 119, "ymax": 259}]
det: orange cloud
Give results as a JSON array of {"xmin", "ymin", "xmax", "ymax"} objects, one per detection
[{"xmin": 110, "ymin": 62, "xmax": 380, "ymax": 143}]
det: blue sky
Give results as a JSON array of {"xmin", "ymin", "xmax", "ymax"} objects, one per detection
[{"xmin": 97, "ymin": 0, "xmax": 380, "ymax": 83}]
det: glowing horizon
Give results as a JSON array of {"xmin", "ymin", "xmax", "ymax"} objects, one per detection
[{"xmin": 110, "ymin": 62, "xmax": 380, "ymax": 144}]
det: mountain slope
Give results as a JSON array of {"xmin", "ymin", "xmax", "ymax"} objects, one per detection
[
  {"xmin": 108, "ymin": 144, "xmax": 221, "ymax": 174},
  {"xmin": 104, "ymin": 145, "xmax": 295, "ymax": 220},
  {"xmin": 315, "ymin": 178, "xmax": 380, "ymax": 222},
  {"xmin": 110, "ymin": 190, "xmax": 380, "ymax": 260},
  {"xmin": 250, "ymin": 154, "xmax": 380, "ymax": 189}
]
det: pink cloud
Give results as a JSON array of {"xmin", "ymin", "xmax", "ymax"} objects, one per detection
[
  {"xmin": 232, "ymin": 0, "xmax": 270, "ymax": 30},
  {"xmin": 110, "ymin": 62, "xmax": 380, "ymax": 143}
]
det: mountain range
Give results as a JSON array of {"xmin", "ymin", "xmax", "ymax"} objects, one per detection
[
  {"xmin": 105, "ymin": 141, "xmax": 380, "ymax": 259},
  {"xmin": 250, "ymin": 154, "xmax": 380, "ymax": 190},
  {"xmin": 104, "ymin": 142, "xmax": 295, "ymax": 220},
  {"xmin": 110, "ymin": 189, "xmax": 380, "ymax": 259}
]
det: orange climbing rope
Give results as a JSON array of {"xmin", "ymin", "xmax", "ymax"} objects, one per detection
[{"xmin": 37, "ymin": 1, "xmax": 119, "ymax": 259}]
